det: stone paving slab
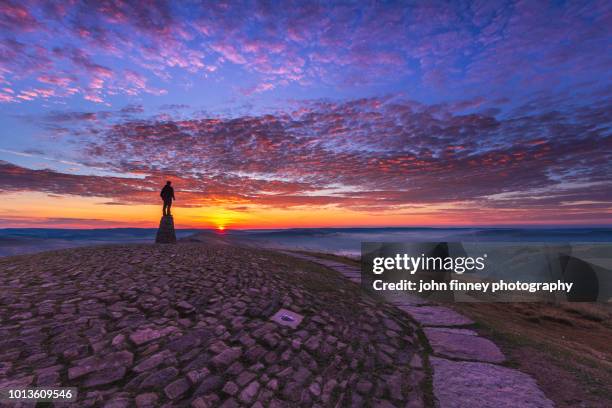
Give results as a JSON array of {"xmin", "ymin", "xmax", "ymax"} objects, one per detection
[
  {"xmin": 396, "ymin": 306, "xmax": 474, "ymax": 327},
  {"xmin": 430, "ymin": 357, "xmax": 554, "ymax": 408},
  {"xmin": 384, "ymin": 293, "xmax": 434, "ymax": 307},
  {"xmin": 424, "ymin": 328, "xmax": 505, "ymax": 363}
]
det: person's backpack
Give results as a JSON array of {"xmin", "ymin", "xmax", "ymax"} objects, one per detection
[{"xmin": 161, "ymin": 186, "xmax": 171, "ymax": 200}]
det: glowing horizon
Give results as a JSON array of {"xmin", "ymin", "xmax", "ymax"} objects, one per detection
[{"xmin": 1, "ymin": 192, "xmax": 610, "ymax": 230}]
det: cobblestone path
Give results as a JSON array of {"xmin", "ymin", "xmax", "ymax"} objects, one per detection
[{"xmin": 1, "ymin": 244, "xmax": 427, "ymax": 407}]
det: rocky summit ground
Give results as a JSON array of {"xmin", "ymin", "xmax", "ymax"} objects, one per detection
[{"xmin": 0, "ymin": 243, "xmax": 425, "ymax": 407}]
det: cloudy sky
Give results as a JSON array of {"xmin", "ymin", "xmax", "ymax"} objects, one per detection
[{"xmin": 0, "ymin": 0, "xmax": 610, "ymax": 228}]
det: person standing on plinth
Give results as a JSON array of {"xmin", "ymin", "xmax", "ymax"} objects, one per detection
[{"xmin": 160, "ymin": 181, "xmax": 175, "ymax": 216}]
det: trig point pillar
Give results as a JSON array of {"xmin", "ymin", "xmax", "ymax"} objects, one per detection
[{"xmin": 156, "ymin": 215, "xmax": 176, "ymax": 244}]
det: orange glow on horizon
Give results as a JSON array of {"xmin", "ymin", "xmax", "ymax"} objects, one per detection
[{"xmin": 0, "ymin": 192, "xmax": 609, "ymax": 229}]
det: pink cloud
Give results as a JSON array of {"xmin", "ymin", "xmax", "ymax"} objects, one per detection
[{"xmin": 0, "ymin": 0, "xmax": 608, "ymax": 111}]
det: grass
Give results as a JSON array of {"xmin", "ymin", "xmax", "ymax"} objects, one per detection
[
  {"xmin": 413, "ymin": 327, "xmax": 435, "ymax": 407},
  {"xmin": 292, "ymin": 250, "xmax": 361, "ymax": 268},
  {"xmin": 451, "ymin": 302, "xmax": 612, "ymax": 407}
]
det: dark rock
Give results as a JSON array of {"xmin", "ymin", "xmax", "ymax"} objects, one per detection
[
  {"xmin": 164, "ymin": 378, "xmax": 190, "ymax": 399},
  {"xmin": 140, "ymin": 367, "xmax": 179, "ymax": 389},
  {"xmin": 193, "ymin": 374, "xmax": 223, "ymax": 396},
  {"xmin": 236, "ymin": 371, "xmax": 256, "ymax": 386},
  {"xmin": 355, "ymin": 380, "xmax": 373, "ymax": 394},
  {"xmin": 129, "ymin": 328, "xmax": 163, "ymax": 346},
  {"xmin": 184, "ymin": 354, "xmax": 210, "ymax": 371},
  {"xmin": 262, "ymin": 333, "xmax": 279, "ymax": 348},
  {"xmin": 282, "ymin": 381, "xmax": 302, "ymax": 402},
  {"xmin": 155, "ymin": 216, "xmax": 176, "ymax": 244},
  {"xmin": 211, "ymin": 347, "xmax": 242, "ymax": 368},
  {"xmin": 292, "ymin": 367, "xmax": 311, "ymax": 385},
  {"xmin": 351, "ymin": 392, "xmax": 365, "ymax": 407},
  {"xmin": 166, "ymin": 333, "xmax": 201, "ymax": 353},
  {"xmin": 125, "ymin": 372, "xmax": 150, "ymax": 391},
  {"xmin": 261, "ymin": 293, "xmax": 280, "ymax": 317},
  {"xmin": 176, "ymin": 301, "xmax": 195, "ymax": 315},
  {"xmin": 244, "ymin": 345, "xmax": 266, "ymax": 363},
  {"xmin": 410, "ymin": 354, "xmax": 423, "ymax": 369},
  {"xmin": 135, "ymin": 393, "xmax": 158, "ymax": 408},
  {"xmin": 219, "ymin": 398, "xmax": 239, "ymax": 408},
  {"xmin": 383, "ymin": 318, "xmax": 402, "ymax": 332},
  {"xmin": 239, "ymin": 381, "xmax": 260, "ymax": 403},
  {"xmin": 226, "ymin": 361, "xmax": 244, "ymax": 376},
  {"xmin": 222, "ymin": 381, "xmax": 239, "ymax": 396},
  {"xmin": 304, "ymin": 336, "xmax": 320, "ymax": 352},
  {"xmin": 68, "ymin": 351, "xmax": 133, "ymax": 380},
  {"xmin": 372, "ymin": 399, "xmax": 396, "ymax": 408},
  {"xmin": 133, "ymin": 351, "xmax": 171, "ymax": 373},
  {"xmin": 321, "ymin": 379, "xmax": 337, "ymax": 404},
  {"xmin": 37, "ymin": 371, "xmax": 60, "ymax": 386},
  {"xmin": 186, "ymin": 368, "xmax": 209, "ymax": 384},
  {"xmin": 387, "ymin": 373, "xmax": 403, "ymax": 400},
  {"xmin": 83, "ymin": 367, "xmax": 126, "ymax": 387}
]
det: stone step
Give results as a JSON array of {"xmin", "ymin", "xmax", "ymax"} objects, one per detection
[
  {"xmin": 424, "ymin": 327, "xmax": 505, "ymax": 363},
  {"xmin": 395, "ymin": 305, "xmax": 474, "ymax": 327},
  {"xmin": 430, "ymin": 357, "xmax": 554, "ymax": 408}
]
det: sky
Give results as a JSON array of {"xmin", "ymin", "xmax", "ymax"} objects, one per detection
[{"xmin": 0, "ymin": 0, "xmax": 611, "ymax": 229}]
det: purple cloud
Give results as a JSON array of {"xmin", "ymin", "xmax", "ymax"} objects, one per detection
[
  {"xmin": 0, "ymin": 1, "xmax": 609, "ymax": 103},
  {"xmin": 3, "ymin": 94, "xmax": 609, "ymax": 223}
]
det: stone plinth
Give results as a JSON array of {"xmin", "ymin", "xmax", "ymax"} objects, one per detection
[{"xmin": 155, "ymin": 215, "xmax": 176, "ymax": 244}]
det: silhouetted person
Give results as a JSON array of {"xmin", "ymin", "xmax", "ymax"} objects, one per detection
[{"xmin": 160, "ymin": 181, "xmax": 175, "ymax": 216}]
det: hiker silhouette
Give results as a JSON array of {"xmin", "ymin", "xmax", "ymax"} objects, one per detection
[{"xmin": 160, "ymin": 181, "xmax": 175, "ymax": 216}]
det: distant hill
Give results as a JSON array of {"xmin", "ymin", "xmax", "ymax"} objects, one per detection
[
  {"xmin": 0, "ymin": 228, "xmax": 204, "ymax": 257},
  {"xmin": 2, "ymin": 226, "xmax": 611, "ymax": 257}
]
